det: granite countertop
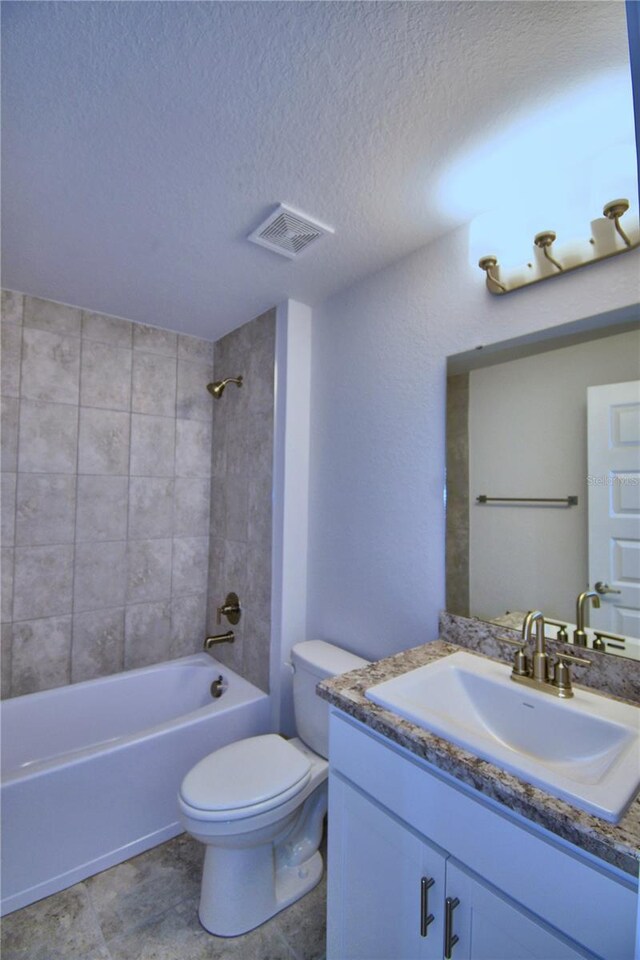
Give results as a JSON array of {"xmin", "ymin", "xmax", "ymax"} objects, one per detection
[{"xmin": 318, "ymin": 640, "xmax": 640, "ymax": 877}]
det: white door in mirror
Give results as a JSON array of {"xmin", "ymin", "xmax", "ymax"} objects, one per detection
[{"xmin": 588, "ymin": 379, "xmax": 640, "ymax": 637}]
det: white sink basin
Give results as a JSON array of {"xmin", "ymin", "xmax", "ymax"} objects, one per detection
[{"xmin": 365, "ymin": 651, "xmax": 640, "ymax": 822}]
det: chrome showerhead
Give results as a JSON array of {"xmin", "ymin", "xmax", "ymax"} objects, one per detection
[{"xmin": 207, "ymin": 375, "xmax": 243, "ymax": 399}]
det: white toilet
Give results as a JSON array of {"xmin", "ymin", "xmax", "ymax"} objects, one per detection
[{"xmin": 178, "ymin": 640, "xmax": 369, "ymax": 937}]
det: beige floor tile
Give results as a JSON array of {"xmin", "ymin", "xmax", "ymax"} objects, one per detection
[
  {"xmin": 86, "ymin": 834, "xmax": 203, "ymax": 941},
  {"xmin": 0, "ymin": 883, "xmax": 109, "ymax": 960},
  {"xmin": 107, "ymin": 897, "xmax": 297, "ymax": 960}
]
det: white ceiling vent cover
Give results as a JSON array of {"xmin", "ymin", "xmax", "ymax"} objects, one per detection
[{"xmin": 248, "ymin": 204, "xmax": 334, "ymax": 259}]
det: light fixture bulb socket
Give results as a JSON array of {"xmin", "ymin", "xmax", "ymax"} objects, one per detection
[
  {"xmin": 603, "ymin": 199, "xmax": 629, "ymax": 220},
  {"xmin": 534, "ymin": 231, "xmax": 557, "ymax": 249}
]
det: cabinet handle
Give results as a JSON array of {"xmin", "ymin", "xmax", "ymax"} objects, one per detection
[
  {"xmin": 420, "ymin": 876, "xmax": 435, "ymax": 937},
  {"xmin": 444, "ymin": 896, "xmax": 460, "ymax": 958}
]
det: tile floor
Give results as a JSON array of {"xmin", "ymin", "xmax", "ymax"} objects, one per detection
[{"xmin": 1, "ymin": 833, "xmax": 327, "ymax": 960}]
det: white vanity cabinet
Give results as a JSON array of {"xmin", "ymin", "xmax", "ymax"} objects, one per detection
[{"xmin": 327, "ymin": 711, "xmax": 638, "ymax": 960}]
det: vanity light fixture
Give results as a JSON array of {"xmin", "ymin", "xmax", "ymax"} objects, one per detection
[{"xmin": 478, "ymin": 197, "xmax": 639, "ymax": 295}]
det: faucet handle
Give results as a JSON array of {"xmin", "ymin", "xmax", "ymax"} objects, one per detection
[
  {"xmin": 552, "ymin": 652, "xmax": 591, "ymax": 699},
  {"xmin": 497, "ymin": 636, "xmax": 529, "ymax": 677},
  {"xmin": 555, "ymin": 652, "xmax": 592, "ymax": 668}
]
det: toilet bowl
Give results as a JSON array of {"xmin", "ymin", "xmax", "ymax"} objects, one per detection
[{"xmin": 179, "ymin": 640, "xmax": 368, "ymax": 936}]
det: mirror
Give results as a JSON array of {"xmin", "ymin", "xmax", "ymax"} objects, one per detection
[{"xmin": 446, "ymin": 307, "xmax": 640, "ymax": 660}]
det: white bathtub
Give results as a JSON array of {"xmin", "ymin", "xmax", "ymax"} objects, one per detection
[{"xmin": 0, "ymin": 653, "xmax": 271, "ymax": 915}]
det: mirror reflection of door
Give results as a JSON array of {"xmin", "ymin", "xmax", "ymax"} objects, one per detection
[
  {"xmin": 588, "ymin": 380, "xmax": 640, "ymax": 637},
  {"xmin": 445, "ymin": 315, "xmax": 640, "ymax": 660}
]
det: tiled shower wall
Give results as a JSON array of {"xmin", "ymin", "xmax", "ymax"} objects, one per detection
[
  {"xmin": 207, "ymin": 310, "xmax": 275, "ymax": 694},
  {"xmin": 0, "ymin": 290, "xmax": 215, "ymax": 698}
]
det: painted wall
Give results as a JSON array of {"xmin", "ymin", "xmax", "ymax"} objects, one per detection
[
  {"xmin": 207, "ymin": 310, "xmax": 276, "ymax": 693},
  {"xmin": 468, "ymin": 329, "xmax": 640, "ymax": 624},
  {"xmin": 306, "ymin": 223, "xmax": 639, "ymax": 662}
]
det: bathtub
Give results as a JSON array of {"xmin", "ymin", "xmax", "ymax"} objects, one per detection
[{"xmin": 0, "ymin": 653, "xmax": 271, "ymax": 916}]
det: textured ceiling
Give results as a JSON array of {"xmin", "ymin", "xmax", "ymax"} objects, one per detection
[{"xmin": 1, "ymin": 1, "xmax": 631, "ymax": 339}]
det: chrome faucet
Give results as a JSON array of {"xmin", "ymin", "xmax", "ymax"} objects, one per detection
[{"xmin": 574, "ymin": 591, "xmax": 600, "ymax": 647}]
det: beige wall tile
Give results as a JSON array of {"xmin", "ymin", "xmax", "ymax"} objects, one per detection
[
  {"xmin": 1, "ymin": 322, "xmax": 22, "ymax": 397},
  {"xmin": 18, "ymin": 399, "xmax": 78, "ymax": 474},
  {"xmin": 72, "ymin": 607, "xmax": 125, "ymax": 682},
  {"xmin": 11, "ymin": 615, "xmax": 72, "ymax": 695},
  {"xmin": 1, "ymin": 289, "xmax": 23, "ymax": 325},
  {"xmin": 23, "ymin": 296, "xmax": 81, "ymax": 336},
  {"xmin": 13, "ymin": 544, "xmax": 73, "ymax": 620},
  {"xmin": 74, "ymin": 540, "xmax": 127, "ymax": 612},
  {"xmin": 76, "ymin": 475, "xmax": 128, "ymax": 542},
  {"xmin": 1, "ymin": 547, "xmax": 14, "ymax": 623},
  {"xmin": 1, "ymin": 473, "xmax": 16, "ymax": 546},
  {"xmin": 130, "ymin": 414, "xmax": 175, "ymax": 477},
  {"xmin": 173, "ymin": 478, "xmax": 210, "ymax": 537},
  {"xmin": 176, "ymin": 359, "xmax": 213, "ymax": 422},
  {"xmin": 15, "ymin": 474, "xmax": 76, "ymax": 546},
  {"xmin": 178, "ymin": 333, "xmax": 214, "ymax": 364},
  {"xmin": 78, "ymin": 407, "xmax": 130, "ymax": 475},
  {"xmin": 132, "ymin": 323, "xmax": 177, "ymax": 357},
  {"xmin": 80, "ymin": 340, "xmax": 132, "ymax": 410},
  {"xmin": 132, "ymin": 352, "xmax": 177, "ymax": 417},
  {"xmin": 170, "ymin": 594, "xmax": 206, "ymax": 658},
  {"xmin": 127, "ymin": 538, "xmax": 172, "ymax": 603},
  {"xmin": 82, "ymin": 310, "xmax": 132, "ymax": 348},
  {"xmin": 20, "ymin": 328, "xmax": 80, "ymax": 404},
  {"xmin": 1, "ymin": 397, "xmax": 20, "ymax": 472},
  {"xmin": 129, "ymin": 477, "xmax": 174, "ymax": 539},
  {"xmin": 175, "ymin": 419, "xmax": 211, "ymax": 478},
  {"xmin": 1, "ymin": 623, "xmax": 11, "ymax": 697},
  {"xmin": 172, "ymin": 537, "xmax": 209, "ymax": 597},
  {"xmin": 124, "ymin": 601, "xmax": 172, "ymax": 669}
]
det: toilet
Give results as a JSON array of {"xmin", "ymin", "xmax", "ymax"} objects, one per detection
[{"xmin": 178, "ymin": 640, "xmax": 369, "ymax": 937}]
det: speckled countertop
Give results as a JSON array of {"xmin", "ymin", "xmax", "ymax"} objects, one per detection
[{"xmin": 318, "ymin": 640, "xmax": 640, "ymax": 877}]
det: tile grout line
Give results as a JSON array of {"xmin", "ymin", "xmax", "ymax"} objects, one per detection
[
  {"xmin": 81, "ymin": 878, "xmax": 115, "ymax": 960},
  {"xmin": 169, "ymin": 346, "xmax": 179, "ymax": 653},
  {"xmin": 7, "ymin": 293, "xmax": 24, "ymax": 695},
  {"xmin": 70, "ymin": 331, "xmax": 86, "ymax": 684},
  {"xmin": 123, "ymin": 325, "xmax": 136, "ymax": 672}
]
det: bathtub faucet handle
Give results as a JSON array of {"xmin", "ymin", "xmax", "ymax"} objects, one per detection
[{"xmin": 216, "ymin": 592, "xmax": 241, "ymax": 625}]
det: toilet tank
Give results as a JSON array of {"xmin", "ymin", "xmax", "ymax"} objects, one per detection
[{"xmin": 291, "ymin": 640, "xmax": 369, "ymax": 759}]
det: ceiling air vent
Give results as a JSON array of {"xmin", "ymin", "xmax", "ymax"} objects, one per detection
[{"xmin": 248, "ymin": 204, "xmax": 334, "ymax": 259}]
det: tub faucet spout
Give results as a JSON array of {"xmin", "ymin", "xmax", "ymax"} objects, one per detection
[{"xmin": 204, "ymin": 631, "xmax": 235, "ymax": 650}]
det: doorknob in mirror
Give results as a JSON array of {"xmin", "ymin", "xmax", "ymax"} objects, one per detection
[{"xmin": 594, "ymin": 581, "xmax": 622, "ymax": 596}]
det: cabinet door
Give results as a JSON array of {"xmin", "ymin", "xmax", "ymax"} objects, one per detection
[
  {"xmin": 327, "ymin": 774, "xmax": 446, "ymax": 960},
  {"xmin": 444, "ymin": 860, "xmax": 595, "ymax": 960}
]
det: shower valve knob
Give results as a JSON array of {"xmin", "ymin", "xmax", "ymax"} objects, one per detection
[{"xmin": 216, "ymin": 592, "xmax": 241, "ymax": 625}]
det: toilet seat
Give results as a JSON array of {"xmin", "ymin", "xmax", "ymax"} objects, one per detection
[{"xmin": 179, "ymin": 734, "xmax": 312, "ymax": 822}]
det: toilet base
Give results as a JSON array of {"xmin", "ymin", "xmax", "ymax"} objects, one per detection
[
  {"xmin": 198, "ymin": 847, "xmax": 324, "ymax": 937},
  {"xmin": 183, "ymin": 741, "xmax": 329, "ymax": 937}
]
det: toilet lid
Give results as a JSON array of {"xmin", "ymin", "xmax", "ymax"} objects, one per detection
[{"xmin": 180, "ymin": 734, "xmax": 311, "ymax": 814}]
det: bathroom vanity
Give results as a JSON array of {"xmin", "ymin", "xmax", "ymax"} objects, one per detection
[{"xmin": 319, "ymin": 641, "xmax": 639, "ymax": 960}]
